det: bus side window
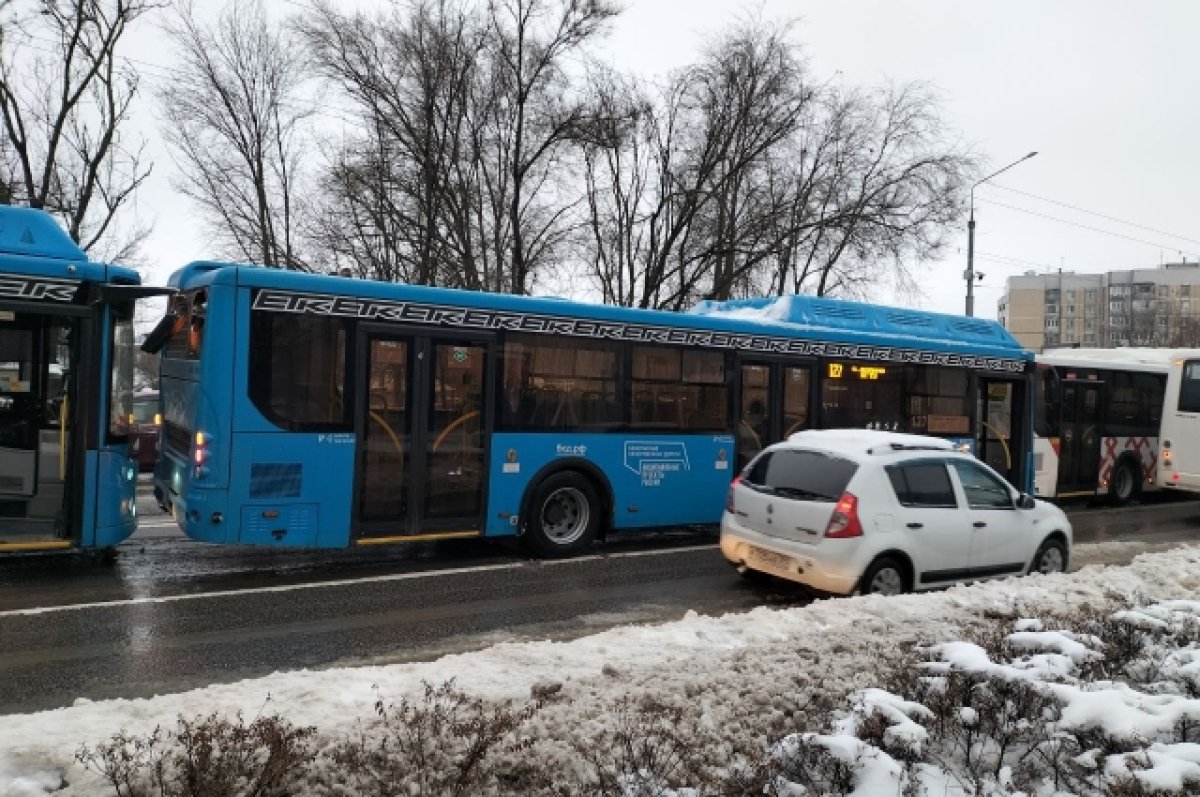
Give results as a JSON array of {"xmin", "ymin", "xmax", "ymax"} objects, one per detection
[
  {"xmin": 1035, "ymin": 368, "xmax": 1060, "ymax": 437},
  {"xmin": 1180, "ymin": 362, "xmax": 1200, "ymax": 413}
]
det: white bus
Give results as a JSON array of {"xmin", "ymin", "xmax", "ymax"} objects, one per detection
[
  {"xmin": 1156, "ymin": 351, "xmax": 1200, "ymax": 494},
  {"xmin": 1034, "ymin": 348, "xmax": 1181, "ymax": 505}
]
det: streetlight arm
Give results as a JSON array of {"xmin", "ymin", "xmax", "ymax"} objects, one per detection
[
  {"xmin": 965, "ymin": 151, "xmax": 1038, "ymax": 317},
  {"xmin": 970, "ymin": 150, "xmax": 1039, "ymax": 216}
]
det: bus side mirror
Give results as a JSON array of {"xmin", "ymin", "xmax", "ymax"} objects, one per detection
[
  {"xmin": 1017, "ymin": 493, "xmax": 1036, "ymax": 510},
  {"xmin": 141, "ymin": 312, "xmax": 180, "ymax": 354}
]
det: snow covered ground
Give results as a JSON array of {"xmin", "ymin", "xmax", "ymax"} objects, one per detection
[{"xmin": 2, "ymin": 544, "xmax": 1199, "ymax": 795}]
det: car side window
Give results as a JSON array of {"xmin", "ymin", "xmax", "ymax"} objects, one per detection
[
  {"xmin": 949, "ymin": 460, "xmax": 1014, "ymax": 509},
  {"xmin": 886, "ymin": 461, "xmax": 958, "ymax": 508}
]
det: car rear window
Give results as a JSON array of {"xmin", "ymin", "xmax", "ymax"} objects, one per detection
[
  {"xmin": 886, "ymin": 461, "xmax": 957, "ymax": 508},
  {"xmin": 743, "ymin": 449, "xmax": 857, "ymax": 501}
]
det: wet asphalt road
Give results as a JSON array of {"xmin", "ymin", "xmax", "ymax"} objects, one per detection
[{"xmin": 0, "ymin": 487, "xmax": 1197, "ymax": 715}]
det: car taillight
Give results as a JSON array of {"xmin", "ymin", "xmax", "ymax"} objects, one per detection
[
  {"xmin": 824, "ymin": 492, "xmax": 863, "ymax": 538},
  {"xmin": 726, "ymin": 474, "xmax": 742, "ymax": 513}
]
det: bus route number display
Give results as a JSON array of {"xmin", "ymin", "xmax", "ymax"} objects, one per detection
[{"xmin": 827, "ymin": 363, "xmax": 887, "ymax": 381}]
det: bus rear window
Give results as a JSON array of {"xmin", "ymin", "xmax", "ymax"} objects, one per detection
[
  {"xmin": 163, "ymin": 290, "xmax": 206, "ymax": 360},
  {"xmin": 1179, "ymin": 361, "xmax": 1200, "ymax": 413}
]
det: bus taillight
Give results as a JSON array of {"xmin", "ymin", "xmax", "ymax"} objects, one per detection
[{"xmin": 193, "ymin": 431, "xmax": 210, "ymax": 477}]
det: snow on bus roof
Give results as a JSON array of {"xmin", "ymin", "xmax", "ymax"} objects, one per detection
[{"xmin": 689, "ymin": 294, "xmax": 1026, "ymax": 353}]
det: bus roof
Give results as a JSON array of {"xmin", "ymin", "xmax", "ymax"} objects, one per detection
[
  {"xmin": 168, "ymin": 261, "xmax": 1033, "ymax": 365},
  {"xmin": 0, "ymin": 206, "xmax": 140, "ymax": 284},
  {"xmin": 1039, "ymin": 347, "xmax": 1200, "ymax": 373}
]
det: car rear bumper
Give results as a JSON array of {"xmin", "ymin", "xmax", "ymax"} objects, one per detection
[{"xmin": 719, "ymin": 518, "xmax": 859, "ymax": 595}]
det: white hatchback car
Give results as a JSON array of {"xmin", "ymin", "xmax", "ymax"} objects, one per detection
[{"xmin": 720, "ymin": 429, "xmax": 1072, "ymax": 596}]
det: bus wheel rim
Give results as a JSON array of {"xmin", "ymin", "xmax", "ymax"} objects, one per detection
[
  {"xmin": 541, "ymin": 487, "xmax": 589, "ymax": 545},
  {"xmin": 1114, "ymin": 465, "xmax": 1134, "ymax": 499},
  {"xmin": 869, "ymin": 567, "xmax": 903, "ymax": 595},
  {"xmin": 1039, "ymin": 547, "xmax": 1064, "ymax": 573}
]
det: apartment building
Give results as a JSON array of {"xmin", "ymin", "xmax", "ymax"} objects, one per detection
[{"xmin": 997, "ymin": 264, "xmax": 1200, "ymax": 351}]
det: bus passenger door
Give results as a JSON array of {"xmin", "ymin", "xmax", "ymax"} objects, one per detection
[
  {"xmin": 356, "ymin": 335, "xmax": 413, "ymax": 535},
  {"xmin": 0, "ymin": 314, "xmax": 76, "ymax": 547},
  {"xmin": 976, "ymin": 377, "xmax": 1026, "ymax": 487},
  {"xmin": 1057, "ymin": 381, "xmax": 1102, "ymax": 496},
  {"xmin": 737, "ymin": 361, "xmax": 812, "ymax": 470},
  {"xmin": 420, "ymin": 339, "xmax": 488, "ymax": 532},
  {"xmin": 355, "ymin": 331, "xmax": 489, "ymax": 538}
]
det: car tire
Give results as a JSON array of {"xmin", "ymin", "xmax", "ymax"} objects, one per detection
[
  {"xmin": 1108, "ymin": 458, "xmax": 1142, "ymax": 507},
  {"xmin": 858, "ymin": 557, "xmax": 909, "ymax": 596},
  {"xmin": 1030, "ymin": 538, "xmax": 1068, "ymax": 575},
  {"xmin": 524, "ymin": 471, "xmax": 602, "ymax": 558}
]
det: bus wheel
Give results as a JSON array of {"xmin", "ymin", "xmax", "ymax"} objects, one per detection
[
  {"xmin": 1108, "ymin": 459, "xmax": 1142, "ymax": 506},
  {"xmin": 525, "ymin": 472, "xmax": 601, "ymax": 558}
]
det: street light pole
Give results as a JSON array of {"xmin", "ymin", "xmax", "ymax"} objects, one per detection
[{"xmin": 965, "ymin": 151, "xmax": 1038, "ymax": 317}]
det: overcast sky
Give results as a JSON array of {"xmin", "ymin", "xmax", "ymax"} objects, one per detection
[{"xmin": 128, "ymin": 0, "xmax": 1200, "ymax": 320}]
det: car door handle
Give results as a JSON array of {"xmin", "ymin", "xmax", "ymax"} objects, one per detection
[
  {"xmin": 973, "ymin": 521, "xmax": 987, "ymax": 528},
  {"xmin": 906, "ymin": 522, "xmax": 923, "ymax": 529}
]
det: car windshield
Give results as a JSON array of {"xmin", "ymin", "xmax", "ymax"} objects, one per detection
[{"xmin": 744, "ymin": 449, "xmax": 857, "ymax": 501}]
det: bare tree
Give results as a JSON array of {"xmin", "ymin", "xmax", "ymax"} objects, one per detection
[
  {"xmin": 301, "ymin": 0, "xmax": 486, "ymax": 284},
  {"xmin": 764, "ymin": 82, "xmax": 974, "ymax": 299},
  {"xmin": 581, "ymin": 20, "xmax": 812, "ymax": 309},
  {"xmin": 159, "ymin": 0, "xmax": 311, "ymax": 269},
  {"xmin": 0, "ymin": 0, "xmax": 154, "ymax": 260},
  {"xmin": 486, "ymin": 0, "xmax": 618, "ymax": 294},
  {"xmin": 1168, "ymin": 316, "xmax": 1200, "ymax": 347},
  {"xmin": 302, "ymin": 0, "xmax": 614, "ymax": 293},
  {"xmin": 581, "ymin": 20, "xmax": 974, "ymax": 309}
]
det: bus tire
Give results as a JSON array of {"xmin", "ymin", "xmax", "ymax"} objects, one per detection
[
  {"xmin": 524, "ymin": 471, "xmax": 601, "ymax": 558},
  {"xmin": 1108, "ymin": 457, "xmax": 1142, "ymax": 506}
]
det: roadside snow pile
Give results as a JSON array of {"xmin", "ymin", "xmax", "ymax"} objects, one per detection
[
  {"xmin": 1, "ymin": 546, "xmax": 1198, "ymax": 795},
  {"xmin": 787, "ymin": 600, "xmax": 1200, "ymax": 795}
]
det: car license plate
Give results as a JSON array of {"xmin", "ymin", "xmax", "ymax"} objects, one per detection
[{"xmin": 748, "ymin": 545, "xmax": 791, "ymax": 573}]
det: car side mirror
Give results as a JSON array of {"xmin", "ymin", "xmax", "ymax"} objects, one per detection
[{"xmin": 1016, "ymin": 493, "xmax": 1036, "ymax": 510}]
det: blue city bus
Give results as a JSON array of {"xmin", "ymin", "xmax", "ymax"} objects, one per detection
[
  {"xmin": 148, "ymin": 264, "xmax": 1034, "ymax": 556},
  {"xmin": 0, "ymin": 207, "xmax": 150, "ymax": 553}
]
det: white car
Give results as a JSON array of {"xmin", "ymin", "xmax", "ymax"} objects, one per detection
[{"xmin": 720, "ymin": 429, "xmax": 1072, "ymax": 596}]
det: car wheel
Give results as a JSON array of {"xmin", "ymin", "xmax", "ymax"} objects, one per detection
[
  {"xmin": 1030, "ymin": 538, "xmax": 1068, "ymax": 575},
  {"xmin": 524, "ymin": 471, "xmax": 602, "ymax": 558},
  {"xmin": 859, "ymin": 557, "xmax": 909, "ymax": 596},
  {"xmin": 1108, "ymin": 459, "xmax": 1141, "ymax": 507}
]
